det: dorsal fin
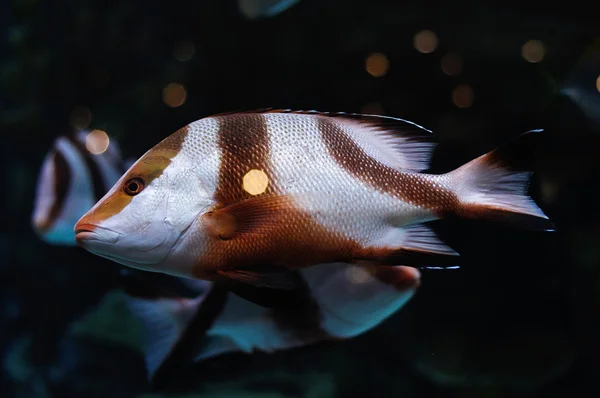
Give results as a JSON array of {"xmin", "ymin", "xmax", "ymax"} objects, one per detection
[
  {"xmin": 209, "ymin": 108, "xmax": 436, "ymax": 172},
  {"xmin": 209, "ymin": 107, "xmax": 275, "ymax": 117}
]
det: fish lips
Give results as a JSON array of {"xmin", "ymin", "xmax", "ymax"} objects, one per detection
[
  {"xmin": 75, "ymin": 223, "xmax": 121, "ymax": 245},
  {"xmin": 74, "ymin": 220, "xmax": 178, "ymax": 270}
]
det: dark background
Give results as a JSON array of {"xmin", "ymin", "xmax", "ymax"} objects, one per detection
[{"xmin": 2, "ymin": 0, "xmax": 600, "ymax": 397}]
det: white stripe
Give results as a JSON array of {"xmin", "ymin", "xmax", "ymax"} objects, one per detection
[
  {"xmin": 32, "ymin": 150, "xmax": 57, "ymax": 229},
  {"xmin": 179, "ymin": 117, "xmax": 222, "ymax": 199},
  {"xmin": 49, "ymin": 138, "xmax": 97, "ymax": 241},
  {"xmin": 265, "ymin": 113, "xmax": 424, "ymax": 246}
]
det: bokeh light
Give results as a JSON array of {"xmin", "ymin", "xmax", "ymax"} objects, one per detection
[
  {"xmin": 521, "ymin": 40, "xmax": 545, "ymax": 63},
  {"xmin": 360, "ymin": 102, "xmax": 384, "ymax": 115},
  {"xmin": 441, "ymin": 53, "xmax": 462, "ymax": 76},
  {"xmin": 69, "ymin": 106, "xmax": 92, "ymax": 129},
  {"xmin": 414, "ymin": 30, "xmax": 438, "ymax": 54},
  {"xmin": 365, "ymin": 53, "xmax": 389, "ymax": 77},
  {"xmin": 85, "ymin": 130, "xmax": 110, "ymax": 155},
  {"xmin": 243, "ymin": 169, "xmax": 269, "ymax": 195},
  {"xmin": 596, "ymin": 75, "xmax": 600, "ymax": 93},
  {"xmin": 452, "ymin": 84, "xmax": 474, "ymax": 108},
  {"xmin": 162, "ymin": 83, "xmax": 187, "ymax": 108},
  {"xmin": 173, "ymin": 40, "xmax": 195, "ymax": 62}
]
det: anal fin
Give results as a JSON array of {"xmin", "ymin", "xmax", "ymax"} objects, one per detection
[
  {"xmin": 375, "ymin": 224, "xmax": 458, "ymax": 256},
  {"xmin": 399, "ymin": 224, "xmax": 459, "ymax": 256},
  {"xmin": 369, "ymin": 224, "xmax": 460, "ymax": 268}
]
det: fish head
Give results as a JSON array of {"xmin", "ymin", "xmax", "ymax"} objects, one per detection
[
  {"xmin": 32, "ymin": 135, "xmax": 98, "ymax": 245},
  {"xmin": 74, "ymin": 127, "xmax": 212, "ymax": 275}
]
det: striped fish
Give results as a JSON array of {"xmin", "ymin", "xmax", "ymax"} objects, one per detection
[
  {"xmin": 32, "ymin": 129, "xmax": 133, "ymax": 246},
  {"xmin": 74, "ymin": 110, "xmax": 554, "ymax": 301},
  {"xmin": 121, "ymin": 261, "xmax": 421, "ymax": 388}
]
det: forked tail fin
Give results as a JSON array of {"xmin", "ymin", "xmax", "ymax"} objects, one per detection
[{"xmin": 449, "ymin": 131, "xmax": 555, "ymax": 231}]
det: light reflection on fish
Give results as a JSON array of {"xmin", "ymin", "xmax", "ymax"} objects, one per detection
[
  {"xmin": 121, "ymin": 261, "xmax": 421, "ymax": 387},
  {"xmin": 31, "ymin": 129, "xmax": 134, "ymax": 245},
  {"xmin": 74, "ymin": 110, "xmax": 554, "ymax": 305}
]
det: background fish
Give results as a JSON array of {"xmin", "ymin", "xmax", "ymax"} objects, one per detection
[
  {"xmin": 74, "ymin": 110, "xmax": 554, "ymax": 299},
  {"xmin": 32, "ymin": 129, "xmax": 134, "ymax": 245},
  {"xmin": 237, "ymin": 0, "xmax": 301, "ymax": 20},
  {"xmin": 121, "ymin": 261, "xmax": 421, "ymax": 389}
]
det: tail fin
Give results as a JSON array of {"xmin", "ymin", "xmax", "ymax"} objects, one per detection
[{"xmin": 449, "ymin": 133, "xmax": 555, "ymax": 231}]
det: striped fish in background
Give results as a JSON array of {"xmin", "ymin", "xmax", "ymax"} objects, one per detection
[
  {"xmin": 74, "ymin": 109, "xmax": 554, "ymax": 301},
  {"xmin": 31, "ymin": 129, "xmax": 133, "ymax": 246}
]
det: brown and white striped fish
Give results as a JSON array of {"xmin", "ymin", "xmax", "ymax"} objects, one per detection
[
  {"xmin": 121, "ymin": 262, "xmax": 420, "ymax": 387},
  {"xmin": 74, "ymin": 110, "xmax": 554, "ymax": 295},
  {"xmin": 32, "ymin": 129, "xmax": 134, "ymax": 245}
]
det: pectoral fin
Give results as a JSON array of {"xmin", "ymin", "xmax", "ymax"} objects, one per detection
[{"xmin": 203, "ymin": 194, "xmax": 295, "ymax": 240}]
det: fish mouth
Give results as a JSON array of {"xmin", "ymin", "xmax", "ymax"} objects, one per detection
[{"xmin": 74, "ymin": 223, "xmax": 120, "ymax": 245}]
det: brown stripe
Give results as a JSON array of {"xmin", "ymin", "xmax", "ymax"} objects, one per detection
[
  {"xmin": 153, "ymin": 124, "xmax": 189, "ymax": 154},
  {"xmin": 41, "ymin": 150, "xmax": 71, "ymax": 231},
  {"xmin": 214, "ymin": 114, "xmax": 273, "ymax": 206},
  {"xmin": 317, "ymin": 117, "xmax": 458, "ymax": 213}
]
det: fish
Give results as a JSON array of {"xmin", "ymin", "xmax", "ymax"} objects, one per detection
[
  {"xmin": 561, "ymin": 39, "xmax": 600, "ymax": 127},
  {"xmin": 237, "ymin": 0, "xmax": 301, "ymax": 20},
  {"xmin": 120, "ymin": 261, "xmax": 421, "ymax": 388},
  {"xmin": 74, "ymin": 109, "xmax": 554, "ymax": 302},
  {"xmin": 32, "ymin": 129, "xmax": 134, "ymax": 246}
]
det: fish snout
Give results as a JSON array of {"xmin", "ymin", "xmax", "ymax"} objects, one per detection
[{"xmin": 74, "ymin": 222, "xmax": 120, "ymax": 245}]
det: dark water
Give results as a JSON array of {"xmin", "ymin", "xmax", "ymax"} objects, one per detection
[{"xmin": 2, "ymin": 0, "xmax": 600, "ymax": 397}]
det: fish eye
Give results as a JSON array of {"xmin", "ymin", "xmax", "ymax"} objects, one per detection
[{"xmin": 123, "ymin": 178, "xmax": 145, "ymax": 196}]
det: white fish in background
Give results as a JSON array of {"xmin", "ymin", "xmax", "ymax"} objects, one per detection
[
  {"xmin": 32, "ymin": 129, "xmax": 134, "ymax": 245},
  {"xmin": 74, "ymin": 110, "xmax": 554, "ymax": 306},
  {"xmin": 121, "ymin": 262, "xmax": 421, "ymax": 387}
]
